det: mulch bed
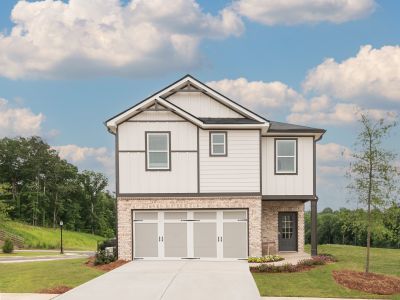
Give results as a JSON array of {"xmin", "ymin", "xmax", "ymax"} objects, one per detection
[
  {"xmin": 332, "ymin": 270, "xmax": 400, "ymax": 295},
  {"xmin": 85, "ymin": 256, "xmax": 128, "ymax": 271},
  {"xmin": 39, "ymin": 285, "xmax": 72, "ymax": 294}
]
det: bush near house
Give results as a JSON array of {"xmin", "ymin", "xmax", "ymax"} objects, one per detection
[
  {"xmin": 251, "ymin": 254, "xmax": 337, "ymax": 273},
  {"xmin": 248, "ymin": 255, "xmax": 284, "ymax": 263}
]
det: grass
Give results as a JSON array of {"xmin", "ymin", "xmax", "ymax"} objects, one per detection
[
  {"xmin": 253, "ymin": 244, "xmax": 400, "ymax": 299},
  {"xmin": 0, "ymin": 258, "xmax": 105, "ymax": 293},
  {"xmin": 0, "ymin": 251, "xmax": 62, "ymax": 257},
  {"xmin": 1, "ymin": 221, "xmax": 106, "ymax": 250}
]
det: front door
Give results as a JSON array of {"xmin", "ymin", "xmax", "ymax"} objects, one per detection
[{"xmin": 278, "ymin": 212, "xmax": 297, "ymax": 251}]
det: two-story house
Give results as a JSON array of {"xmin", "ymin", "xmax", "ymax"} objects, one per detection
[{"xmin": 105, "ymin": 75, "xmax": 325, "ymax": 261}]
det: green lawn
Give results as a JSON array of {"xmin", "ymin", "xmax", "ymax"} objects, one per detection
[
  {"xmin": 0, "ymin": 251, "xmax": 62, "ymax": 257},
  {"xmin": 253, "ymin": 244, "xmax": 400, "ymax": 299},
  {"xmin": 0, "ymin": 258, "xmax": 104, "ymax": 293},
  {"xmin": 1, "ymin": 221, "xmax": 105, "ymax": 250}
]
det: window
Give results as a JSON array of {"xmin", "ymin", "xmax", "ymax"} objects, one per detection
[
  {"xmin": 146, "ymin": 132, "xmax": 170, "ymax": 170},
  {"xmin": 210, "ymin": 132, "xmax": 227, "ymax": 156},
  {"xmin": 282, "ymin": 215, "xmax": 294, "ymax": 239},
  {"xmin": 275, "ymin": 139, "xmax": 297, "ymax": 174}
]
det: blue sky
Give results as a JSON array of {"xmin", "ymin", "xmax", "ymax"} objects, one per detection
[{"xmin": 0, "ymin": 0, "xmax": 399, "ymax": 210}]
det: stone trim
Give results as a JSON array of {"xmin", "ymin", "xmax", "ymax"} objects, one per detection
[
  {"xmin": 261, "ymin": 201, "xmax": 304, "ymax": 255},
  {"xmin": 117, "ymin": 196, "xmax": 262, "ymax": 260}
]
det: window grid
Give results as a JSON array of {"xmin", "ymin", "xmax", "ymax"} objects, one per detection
[
  {"xmin": 282, "ymin": 215, "xmax": 293, "ymax": 239},
  {"xmin": 146, "ymin": 132, "xmax": 170, "ymax": 170},
  {"xmin": 210, "ymin": 132, "xmax": 227, "ymax": 156},
  {"xmin": 275, "ymin": 139, "xmax": 297, "ymax": 174}
]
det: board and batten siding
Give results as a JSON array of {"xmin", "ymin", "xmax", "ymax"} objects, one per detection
[
  {"xmin": 118, "ymin": 121, "xmax": 197, "ymax": 151},
  {"xmin": 261, "ymin": 136, "xmax": 313, "ymax": 195},
  {"xmin": 118, "ymin": 113, "xmax": 198, "ymax": 194},
  {"xmin": 119, "ymin": 152, "xmax": 197, "ymax": 193},
  {"xmin": 167, "ymin": 92, "xmax": 243, "ymax": 118},
  {"xmin": 199, "ymin": 129, "xmax": 260, "ymax": 193}
]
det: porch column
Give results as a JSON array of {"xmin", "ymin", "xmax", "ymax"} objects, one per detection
[{"xmin": 310, "ymin": 199, "xmax": 318, "ymax": 256}]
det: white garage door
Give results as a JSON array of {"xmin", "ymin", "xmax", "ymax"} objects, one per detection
[{"xmin": 133, "ymin": 210, "xmax": 248, "ymax": 259}]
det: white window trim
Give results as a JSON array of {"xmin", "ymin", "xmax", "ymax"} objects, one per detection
[
  {"xmin": 146, "ymin": 132, "xmax": 170, "ymax": 170},
  {"xmin": 210, "ymin": 132, "xmax": 227, "ymax": 156},
  {"xmin": 275, "ymin": 139, "xmax": 297, "ymax": 174}
]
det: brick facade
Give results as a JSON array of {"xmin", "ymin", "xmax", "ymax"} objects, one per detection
[
  {"xmin": 261, "ymin": 201, "xmax": 305, "ymax": 255},
  {"xmin": 117, "ymin": 196, "xmax": 262, "ymax": 260}
]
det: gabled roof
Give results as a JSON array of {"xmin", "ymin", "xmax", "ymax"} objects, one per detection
[
  {"xmin": 268, "ymin": 121, "xmax": 326, "ymax": 133},
  {"xmin": 105, "ymin": 74, "xmax": 270, "ymax": 133},
  {"xmin": 105, "ymin": 75, "xmax": 326, "ymax": 140}
]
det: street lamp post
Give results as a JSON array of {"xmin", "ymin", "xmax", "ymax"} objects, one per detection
[{"xmin": 60, "ymin": 220, "xmax": 64, "ymax": 254}]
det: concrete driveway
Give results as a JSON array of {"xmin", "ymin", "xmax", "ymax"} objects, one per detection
[{"xmin": 55, "ymin": 260, "xmax": 260, "ymax": 300}]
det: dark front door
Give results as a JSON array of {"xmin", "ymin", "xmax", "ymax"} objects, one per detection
[{"xmin": 278, "ymin": 212, "xmax": 297, "ymax": 251}]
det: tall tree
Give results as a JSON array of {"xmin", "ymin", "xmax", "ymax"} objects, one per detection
[
  {"xmin": 346, "ymin": 114, "xmax": 399, "ymax": 273},
  {"xmin": 79, "ymin": 171, "xmax": 108, "ymax": 234}
]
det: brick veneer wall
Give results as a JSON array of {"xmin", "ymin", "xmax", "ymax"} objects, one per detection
[
  {"xmin": 117, "ymin": 196, "xmax": 262, "ymax": 260},
  {"xmin": 261, "ymin": 201, "xmax": 305, "ymax": 255}
]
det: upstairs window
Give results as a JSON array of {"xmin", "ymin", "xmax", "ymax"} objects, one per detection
[
  {"xmin": 275, "ymin": 139, "xmax": 297, "ymax": 174},
  {"xmin": 210, "ymin": 132, "xmax": 227, "ymax": 156},
  {"xmin": 146, "ymin": 132, "xmax": 170, "ymax": 170}
]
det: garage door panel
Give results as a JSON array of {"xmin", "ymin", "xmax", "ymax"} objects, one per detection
[
  {"xmin": 223, "ymin": 222, "xmax": 248, "ymax": 258},
  {"xmin": 164, "ymin": 223, "xmax": 187, "ymax": 257},
  {"xmin": 134, "ymin": 223, "xmax": 158, "ymax": 257},
  {"xmin": 193, "ymin": 223, "xmax": 217, "ymax": 258}
]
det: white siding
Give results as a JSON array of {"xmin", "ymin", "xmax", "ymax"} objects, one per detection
[
  {"xmin": 199, "ymin": 129, "xmax": 260, "ymax": 193},
  {"xmin": 130, "ymin": 110, "xmax": 184, "ymax": 121},
  {"xmin": 262, "ymin": 136, "xmax": 313, "ymax": 195},
  {"xmin": 167, "ymin": 92, "xmax": 243, "ymax": 118},
  {"xmin": 119, "ymin": 121, "xmax": 197, "ymax": 151},
  {"xmin": 119, "ymin": 152, "xmax": 197, "ymax": 193}
]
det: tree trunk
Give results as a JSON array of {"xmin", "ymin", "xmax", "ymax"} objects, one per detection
[
  {"xmin": 11, "ymin": 178, "xmax": 20, "ymax": 218},
  {"xmin": 365, "ymin": 133, "xmax": 373, "ymax": 274},
  {"xmin": 91, "ymin": 201, "xmax": 94, "ymax": 235},
  {"xmin": 53, "ymin": 192, "xmax": 58, "ymax": 229}
]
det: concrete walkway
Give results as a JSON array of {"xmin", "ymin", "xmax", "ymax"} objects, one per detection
[
  {"xmin": 55, "ymin": 260, "xmax": 260, "ymax": 300},
  {"xmin": 0, "ymin": 251, "xmax": 93, "ymax": 264}
]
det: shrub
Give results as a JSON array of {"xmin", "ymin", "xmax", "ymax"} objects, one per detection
[
  {"xmin": 248, "ymin": 255, "xmax": 284, "ymax": 263},
  {"xmin": 2, "ymin": 238, "xmax": 14, "ymax": 253},
  {"xmin": 252, "ymin": 254, "xmax": 337, "ymax": 273},
  {"xmin": 319, "ymin": 253, "xmax": 338, "ymax": 262},
  {"xmin": 256, "ymin": 263, "xmax": 297, "ymax": 273},
  {"xmin": 94, "ymin": 249, "xmax": 116, "ymax": 265},
  {"xmin": 97, "ymin": 238, "xmax": 117, "ymax": 251}
]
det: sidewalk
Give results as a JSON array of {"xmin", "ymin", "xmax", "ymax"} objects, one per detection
[{"xmin": 0, "ymin": 251, "xmax": 93, "ymax": 264}]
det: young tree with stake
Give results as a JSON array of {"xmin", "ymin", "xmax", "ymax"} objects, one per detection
[{"xmin": 347, "ymin": 113, "xmax": 399, "ymax": 273}]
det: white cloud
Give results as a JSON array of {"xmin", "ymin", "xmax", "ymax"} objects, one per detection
[
  {"xmin": 0, "ymin": 98, "xmax": 44, "ymax": 137},
  {"xmin": 0, "ymin": 0, "xmax": 243, "ymax": 79},
  {"xmin": 207, "ymin": 77, "xmax": 304, "ymax": 110},
  {"xmin": 53, "ymin": 144, "xmax": 115, "ymax": 190},
  {"xmin": 231, "ymin": 0, "xmax": 375, "ymax": 25},
  {"xmin": 287, "ymin": 102, "xmax": 397, "ymax": 125},
  {"xmin": 303, "ymin": 45, "xmax": 400, "ymax": 103},
  {"xmin": 317, "ymin": 143, "xmax": 351, "ymax": 162}
]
